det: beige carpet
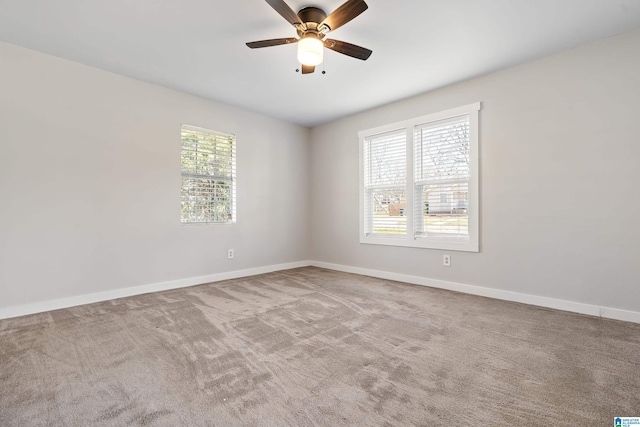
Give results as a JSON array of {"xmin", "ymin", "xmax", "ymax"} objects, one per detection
[{"xmin": 1, "ymin": 267, "xmax": 639, "ymax": 426}]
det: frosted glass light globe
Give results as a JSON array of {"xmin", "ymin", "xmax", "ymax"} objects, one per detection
[{"xmin": 297, "ymin": 37, "xmax": 324, "ymax": 66}]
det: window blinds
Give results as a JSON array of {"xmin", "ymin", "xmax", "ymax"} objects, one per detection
[
  {"xmin": 181, "ymin": 125, "xmax": 236, "ymax": 223},
  {"xmin": 363, "ymin": 129, "xmax": 407, "ymax": 236},
  {"xmin": 414, "ymin": 115, "xmax": 470, "ymax": 238}
]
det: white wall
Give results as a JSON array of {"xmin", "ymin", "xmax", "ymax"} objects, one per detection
[
  {"xmin": 310, "ymin": 28, "xmax": 640, "ymax": 312},
  {"xmin": 3, "ymin": 28, "xmax": 640, "ymax": 318},
  {"xmin": 0, "ymin": 41, "xmax": 310, "ymax": 310}
]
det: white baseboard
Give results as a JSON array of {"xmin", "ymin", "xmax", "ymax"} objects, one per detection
[
  {"xmin": 3, "ymin": 260, "xmax": 639, "ymax": 325},
  {"xmin": 310, "ymin": 261, "xmax": 640, "ymax": 325},
  {"xmin": 0, "ymin": 261, "xmax": 311, "ymax": 321}
]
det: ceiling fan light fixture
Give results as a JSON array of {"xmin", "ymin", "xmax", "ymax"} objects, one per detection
[
  {"xmin": 297, "ymin": 36, "xmax": 324, "ymax": 66},
  {"xmin": 246, "ymin": 0, "xmax": 372, "ymax": 74}
]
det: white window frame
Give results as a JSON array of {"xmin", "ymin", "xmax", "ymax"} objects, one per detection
[
  {"xmin": 359, "ymin": 103, "xmax": 480, "ymax": 252},
  {"xmin": 180, "ymin": 125, "xmax": 236, "ymax": 224}
]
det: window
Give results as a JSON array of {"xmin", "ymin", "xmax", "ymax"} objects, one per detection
[
  {"xmin": 359, "ymin": 103, "xmax": 480, "ymax": 252},
  {"xmin": 362, "ymin": 129, "xmax": 407, "ymax": 236},
  {"xmin": 181, "ymin": 125, "xmax": 236, "ymax": 224}
]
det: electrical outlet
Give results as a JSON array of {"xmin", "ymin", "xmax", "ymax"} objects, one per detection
[
  {"xmin": 443, "ymin": 254, "xmax": 451, "ymax": 267},
  {"xmin": 227, "ymin": 249, "xmax": 234, "ymax": 259}
]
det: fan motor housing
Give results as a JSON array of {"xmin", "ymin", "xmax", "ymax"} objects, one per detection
[{"xmin": 297, "ymin": 7, "xmax": 326, "ymax": 26}]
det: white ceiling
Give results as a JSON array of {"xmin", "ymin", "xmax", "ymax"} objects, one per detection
[{"xmin": 1, "ymin": 0, "xmax": 640, "ymax": 127}]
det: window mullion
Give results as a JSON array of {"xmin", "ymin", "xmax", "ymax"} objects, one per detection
[{"xmin": 405, "ymin": 126, "xmax": 415, "ymax": 240}]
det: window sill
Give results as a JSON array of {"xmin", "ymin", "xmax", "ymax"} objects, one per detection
[{"xmin": 360, "ymin": 235, "xmax": 478, "ymax": 252}]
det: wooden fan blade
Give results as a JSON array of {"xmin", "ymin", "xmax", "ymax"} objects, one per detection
[
  {"xmin": 246, "ymin": 38, "xmax": 298, "ymax": 49},
  {"xmin": 301, "ymin": 65, "xmax": 315, "ymax": 74},
  {"xmin": 324, "ymin": 39, "xmax": 372, "ymax": 60},
  {"xmin": 265, "ymin": 0, "xmax": 302, "ymax": 26},
  {"xmin": 320, "ymin": 0, "xmax": 368, "ymax": 32}
]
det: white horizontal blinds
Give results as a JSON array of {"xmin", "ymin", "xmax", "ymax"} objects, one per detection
[
  {"xmin": 414, "ymin": 115, "xmax": 470, "ymax": 238},
  {"xmin": 181, "ymin": 125, "xmax": 236, "ymax": 223},
  {"xmin": 364, "ymin": 129, "xmax": 407, "ymax": 236}
]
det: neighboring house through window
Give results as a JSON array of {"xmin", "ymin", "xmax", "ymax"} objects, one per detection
[
  {"xmin": 181, "ymin": 125, "xmax": 236, "ymax": 224},
  {"xmin": 359, "ymin": 103, "xmax": 480, "ymax": 252}
]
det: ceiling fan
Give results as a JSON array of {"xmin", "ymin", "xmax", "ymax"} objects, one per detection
[{"xmin": 246, "ymin": 0, "xmax": 372, "ymax": 74}]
